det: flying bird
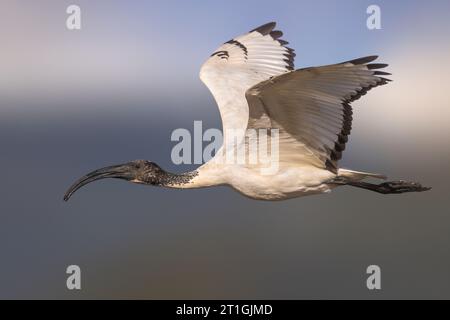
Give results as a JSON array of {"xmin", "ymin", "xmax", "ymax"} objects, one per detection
[{"xmin": 64, "ymin": 22, "xmax": 430, "ymax": 201}]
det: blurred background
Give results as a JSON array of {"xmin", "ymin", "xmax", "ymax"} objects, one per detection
[{"xmin": 1, "ymin": 0, "xmax": 449, "ymax": 299}]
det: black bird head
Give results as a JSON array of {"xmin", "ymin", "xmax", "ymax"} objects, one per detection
[{"xmin": 63, "ymin": 160, "xmax": 165, "ymax": 201}]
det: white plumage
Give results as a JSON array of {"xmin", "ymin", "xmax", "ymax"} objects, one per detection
[
  {"xmin": 193, "ymin": 22, "xmax": 388, "ymax": 199},
  {"xmin": 64, "ymin": 22, "xmax": 430, "ymax": 202}
]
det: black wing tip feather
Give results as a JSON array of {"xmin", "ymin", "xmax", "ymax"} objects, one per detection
[
  {"xmin": 373, "ymin": 71, "xmax": 392, "ymax": 76},
  {"xmin": 227, "ymin": 22, "xmax": 295, "ymax": 71},
  {"xmin": 347, "ymin": 75, "xmax": 391, "ymax": 103},
  {"xmin": 346, "ymin": 55, "xmax": 378, "ymax": 65},
  {"xmin": 367, "ymin": 63, "xmax": 388, "ymax": 70},
  {"xmin": 270, "ymin": 30, "xmax": 283, "ymax": 39},
  {"xmin": 346, "ymin": 55, "xmax": 392, "ymax": 80},
  {"xmin": 250, "ymin": 22, "xmax": 285, "ymax": 43},
  {"xmin": 326, "ymin": 59, "xmax": 392, "ymax": 171},
  {"xmin": 250, "ymin": 22, "xmax": 276, "ymax": 35},
  {"xmin": 251, "ymin": 22, "xmax": 296, "ymax": 71}
]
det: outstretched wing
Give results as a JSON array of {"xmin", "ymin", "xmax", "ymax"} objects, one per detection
[
  {"xmin": 200, "ymin": 22, "xmax": 295, "ymax": 138},
  {"xmin": 245, "ymin": 56, "xmax": 391, "ymax": 172}
]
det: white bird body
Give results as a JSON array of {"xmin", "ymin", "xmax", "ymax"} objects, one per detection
[
  {"xmin": 176, "ymin": 158, "xmax": 332, "ymax": 200},
  {"xmin": 64, "ymin": 22, "xmax": 430, "ymax": 202},
  {"xmin": 219, "ymin": 165, "xmax": 335, "ymax": 200}
]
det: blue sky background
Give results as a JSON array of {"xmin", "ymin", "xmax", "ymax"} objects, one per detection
[{"xmin": 0, "ymin": 0, "xmax": 449, "ymax": 298}]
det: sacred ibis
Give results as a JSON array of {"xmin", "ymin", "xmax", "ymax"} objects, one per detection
[{"xmin": 64, "ymin": 22, "xmax": 430, "ymax": 201}]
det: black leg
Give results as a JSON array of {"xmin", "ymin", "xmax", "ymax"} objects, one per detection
[{"xmin": 346, "ymin": 180, "xmax": 431, "ymax": 194}]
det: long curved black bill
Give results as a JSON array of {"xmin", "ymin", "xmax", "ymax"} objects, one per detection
[{"xmin": 64, "ymin": 164, "xmax": 134, "ymax": 201}]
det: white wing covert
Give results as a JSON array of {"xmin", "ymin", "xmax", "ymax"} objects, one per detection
[
  {"xmin": 245, "ymin": 56, "xmax": 391, "ymax": 172},
  {"xmin": 200, "ymin": 22, "xmax": 295, "ymax": 137}
]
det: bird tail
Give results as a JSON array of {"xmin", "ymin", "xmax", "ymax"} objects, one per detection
[{"xmin": 337, "ymin": 168, "xmax": 387, "ymax": 181}]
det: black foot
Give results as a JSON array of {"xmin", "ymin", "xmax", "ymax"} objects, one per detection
[{"xmin": 375, "ymin": 180, "xmax": 431, "ymax": 194}]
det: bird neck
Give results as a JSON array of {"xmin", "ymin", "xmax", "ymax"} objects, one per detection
[
  {"xmin": 153, "ymin": 169, "xmax": 199, "ymax": 188},
  {"xmin": 157, "ymin": 164, "xmax": 226, "ymax": 189}
]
